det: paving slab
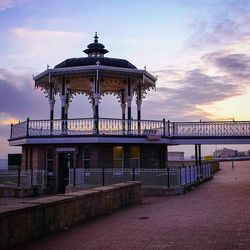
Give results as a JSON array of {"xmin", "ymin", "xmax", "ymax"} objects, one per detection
[{"xmin": 14, "ymin": 161, "xmax": 250, "ymax": 250}]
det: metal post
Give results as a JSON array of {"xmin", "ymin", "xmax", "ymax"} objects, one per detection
[
  {"xmin": 179, "ymin": 166, "xmax": 182, "ymax": 186},
  {"xmin": 195, "ymin": 144, "xmax": 198, "ymax": 167},
  {"xmin": 232, "ymin": 161, "xmax": 234, "ymax": 169},
  {"xmin": 31, "ymin": 168, "xmax": 33, "ymax": 187},
  {"xmin": 163, "ymin": 118, "xmax": 166, "ymax": 136},
  {"xmin": 132, "ymin": 168, "xmax": 135, "ymax": 181},
  {"xmin": 167, "ymin": 120, "xmax": 170, "ymax": 136},
  {"xmin": 167, "ymin": 168, "xmax": 170, "ymax": 188},
  {"xmin": 189, "ymin": 165, "xmax": 191, "ymax": 183},
  {"xmin": 73, "ymin": 167, "xmax": 76, "ymax": 186},
  {"xmin": 26, "ymin": 118, "xmax": 29, "ymax": 137},
  {"xmin": 198, "ymin": 144, "xmax": 201, "ymax": 165},
  {"xmin": 200, "ymin": 164, "xmax": 202, "ymax": 180},
  {"xmin": 10, "ymin": 123, "xmax": 13, "ymax": 139},
  {"xmin": 197, "ymin": 164, "xmax": 199, "ymax": 181},
  {"xmin": 165, "ymin": 145, "xmax": 168, "ymax": 169},
  {"xmin": 102, "ymin": 168, "xmax": 105, "ymax": 186},
  {"xmin": 18, "ymin": 165, "xmax": 21, "ymax": 187},
  {"xmin": 185, "ymin": 166, "xmax": 187, "ymax": 185}
]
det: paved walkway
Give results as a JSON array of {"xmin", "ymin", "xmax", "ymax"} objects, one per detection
[{"xmin": 16, "ymin": 161, "xmax": 250, "ymax": 250}]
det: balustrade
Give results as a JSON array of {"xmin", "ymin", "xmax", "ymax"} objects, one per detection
[
  {"xmin": 169, "ymin": 121, "xmax": 250, "ymax": 137},
  {"xmin": 9, "ymin": 118, "xmax": 250, "ymax": 139},
  {"xmin": 10, "ymin": 121, "xmax": 27, "ymax": 139}
]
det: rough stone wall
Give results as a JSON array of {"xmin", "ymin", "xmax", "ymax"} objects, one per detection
[{"xmin": 0, "ymin": 182, "xmax": 142, "ymax": 250}]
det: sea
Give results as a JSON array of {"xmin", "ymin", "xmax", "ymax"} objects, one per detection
[{"xmin": 0, "ymin": 159, "xmax": 8, "ymax": 170}]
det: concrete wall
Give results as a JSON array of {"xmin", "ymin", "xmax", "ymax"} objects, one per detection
[{"xmin": 0, "ymin": 181, "xmax": 142, "ymax": 249}]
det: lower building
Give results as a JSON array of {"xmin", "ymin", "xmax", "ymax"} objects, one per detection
[{"xmin": 20, "ymin": 143, "xmax": 168, "ymax": 192}]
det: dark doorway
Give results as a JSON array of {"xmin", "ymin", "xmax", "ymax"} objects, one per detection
[{"xmin": 58, "ymin": 153, "xmax": 74, "ymax": 193}]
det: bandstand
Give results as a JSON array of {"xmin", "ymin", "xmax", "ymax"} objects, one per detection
[
  {"xmin": 9, "ymin": 33, "xmax": 170, "ymax": 192},
  {"xmin": 9, "ymin": 33, "xmax": 250, "ymax": 193}
]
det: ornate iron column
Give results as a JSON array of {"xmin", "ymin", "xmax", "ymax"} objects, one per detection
[
  {"xmin": 65, "ymin": 93, "xmax": 69, "ymax": 120},
  {"xmin": 121, "ymin": 89, "xmax": 126, "ymax": 134},
  {"xmin": 49, "ymin": 81, "xmax": 55, "ymax": 134},
  {"xmin": 60, "ymin": 78, "xmax": 67, "ymax": 133},
  {"xmin": 127, "ymin": 78, "xmax": 132, "ymax": 133},
  {"xmin": 136, "ymin": 82, "xmax": 142, "ymax": 133},
  {"xmin": 93, "ymin": 63, "xmax": 101, "ymax": 134}
]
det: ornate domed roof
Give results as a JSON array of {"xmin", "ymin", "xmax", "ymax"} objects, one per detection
[
  {"xmin": 54, "ymin": 33, "xmax": 137, "ymax": 70},
  {"xmin": 83, "ymin": 32, "xmax": 109, "ymax": 55},
  {"xmin": 55, "ymin": 57, "xmax": 136, "ymax": 69}
]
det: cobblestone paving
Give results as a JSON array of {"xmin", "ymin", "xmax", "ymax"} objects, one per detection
[{"xmin": 16, "ymin": 161, "xmax": 250, "ymax": 250}]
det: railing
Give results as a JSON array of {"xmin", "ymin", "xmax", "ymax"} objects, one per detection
[
  {"xmin": 0, "ymin": 169, "xmax": 47, "ymax": 193},
  {"xmin": 10, "ymin": 118, "xmax": 250, "ymax": 139},
  {"xmin": 169, "ymin": 121, "xmax": 250, "ymax": 137},
  {"xmin": 10, "ymin": 121, "xmax": 27, "ymax": 139},
  {"xmin": 69, "ymin": 164, "xmax": 211, "ymax": 188}
]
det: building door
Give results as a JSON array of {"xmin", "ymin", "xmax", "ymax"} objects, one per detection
[{"xmin": 58, "ymin": 153, "xmax": 74, "ymax": 192}]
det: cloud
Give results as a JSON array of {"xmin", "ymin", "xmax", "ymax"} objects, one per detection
[
  {"xmin": 0, "ymin": 0, "xmax": 28, "ymax": 11},
  {"xmin": 0, "ymin": 117, "xmax": 19, "ymax": 125},
  {"xmin": 187, "ymin": 1, "xmax": 250, "ymax": 52},
  {"xmin": 0, "ymin": 68, "xmax": 47, "ymax": 120},
  {"xmin": 8, "ymin": 27, "xmax": 87, "ymax": 68},
  {"xmin": 203, "ymin": 52, "xmax": 250, "ymax": 80},
  {"xmin": 143, "ymin": 68, "xmax": 244, "ymax": 121},
  {"xmin": 0, "ymin": 0, "xmax": 16, "ymax": 11}
]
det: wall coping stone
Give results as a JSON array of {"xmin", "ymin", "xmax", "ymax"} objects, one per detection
[
  {"xmin": 59, "ymin": 190, "xmax": 100, "ymax": 198},
  {"xmin": 20, "ymin": 195, "xmax": 75, "ymax": 206},
  {"xmin": 0, "ymin": 203, "xmax": 41, "ymax": 217}
]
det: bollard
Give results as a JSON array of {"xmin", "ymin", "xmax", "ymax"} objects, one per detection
[
  {"xmin": 232, "ymin": 161, "xmax": 234, "ymax": 169},
  {"xmin": 132, "ymin": 168, "xmax": 135, "ymax": 181}
]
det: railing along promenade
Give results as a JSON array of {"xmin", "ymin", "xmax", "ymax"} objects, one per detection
[
  {"xmin": 68, "ymin": 164, "xmax": 211, "ymax": 188},
  {"xmin": 10, "ymin": 118, "xmax": 250, "ymax": 140}
]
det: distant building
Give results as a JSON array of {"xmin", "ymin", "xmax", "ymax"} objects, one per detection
[
  {"xmin": 213, "ymin": 148, "xmax": 237, "ymax": 158},
  {"xmin": 238, "ymin": 151, "xmax": 250, "ymax": 157},
  {"xmin": 168, "ymin": 152, "xmax": 184, "ymax": 161}
]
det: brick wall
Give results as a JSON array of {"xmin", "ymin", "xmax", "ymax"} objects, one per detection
[{"xmin": 0, "ymin": 181, "xmax": 142, "ymax": 249}]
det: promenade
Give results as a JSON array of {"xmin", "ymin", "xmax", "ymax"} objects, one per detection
[{"xmin": 16, "ymin": 161, "xmax": 250, "ymax": 250}]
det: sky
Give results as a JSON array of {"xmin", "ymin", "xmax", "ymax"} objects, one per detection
[{"xmin": 1, "ymin": 0, "xmax": 250, "ymax": 158}]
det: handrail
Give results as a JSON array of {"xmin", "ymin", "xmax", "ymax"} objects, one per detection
[{"xmin": 9, "ymin": 117, "xmax": 250, "ymax": 139}]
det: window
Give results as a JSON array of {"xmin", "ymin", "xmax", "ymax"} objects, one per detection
[
  {"xmin": 83, "ymin": 146, "xmax": 91, "ymax": 168},
  {"xmin": 113, "ymin": 146, "xmax": 124, "ymax": 168},
  {"xmin": 46, "ymin": 147, "xmax": 53, "ymax": 173},
  {"xmin": 129, "ymin": 146, "xmax": 140, "ymax": 168}
]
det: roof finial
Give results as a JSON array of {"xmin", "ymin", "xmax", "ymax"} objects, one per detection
[{"xmin": 94, "ymin": 32, "xmax": 98, "ymax": 43}]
